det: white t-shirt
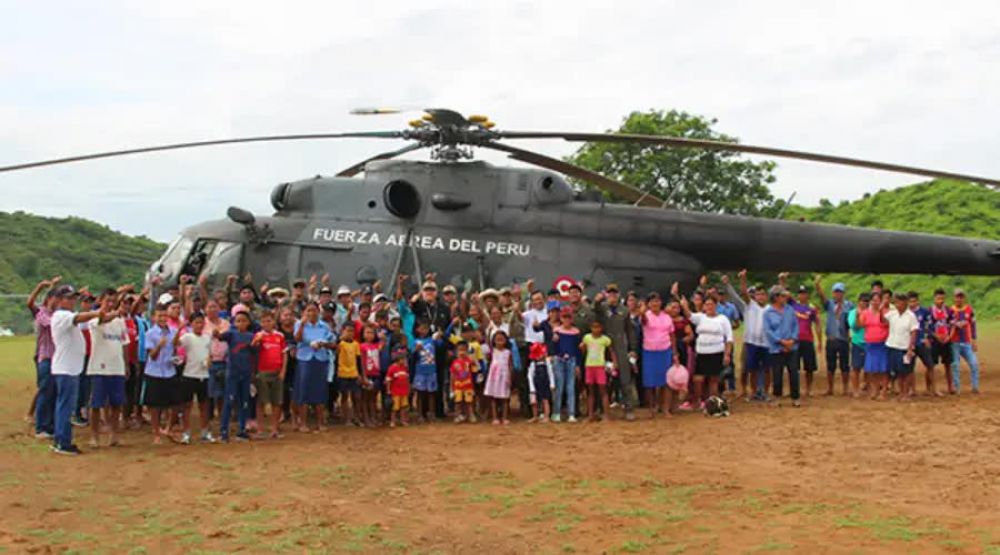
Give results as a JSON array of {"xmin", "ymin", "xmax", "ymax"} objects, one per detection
[
  {"xmin": 885, "ymin": 308, "xmax": 918, "ymax": 350},
  {"xmin": 179, "ymin": 332, "xmax": 212, "ymax": 380},
  {"xmin": 521, "ymin": 307, "xmax": 548, "ymax": 344},
  {"xmin": 87, "ymin": 317, "xmax": 130, "ymax": 376},
  {"xmin": 689, "ymin": 313, "xmax": 734, "ymax": 355},
  {"xmin": 51, "ymin": 309, "xmax": 86, "ymax": 376}
]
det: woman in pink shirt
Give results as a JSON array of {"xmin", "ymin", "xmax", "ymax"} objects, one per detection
[
  {"xmin": 640, "ymin": 293, "xmax": 675, "ymax": 418},
  {"xmin": 858, "ymin": 295, "xmax": 890, "ymax": 400}
]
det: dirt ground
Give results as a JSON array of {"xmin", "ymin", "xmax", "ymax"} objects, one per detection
[{"xmin": 1, "ymin": 334, "xmax": 1000, "ymax": 555}]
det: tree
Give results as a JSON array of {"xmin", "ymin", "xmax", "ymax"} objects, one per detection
[{"xmin": 565, "ymin": 109, "xmax": 779, "ymax": 216}]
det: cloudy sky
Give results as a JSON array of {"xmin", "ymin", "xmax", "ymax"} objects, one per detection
[{"xmin": 2, "ymin": 1, "xmax": 998, "ymax": 241}]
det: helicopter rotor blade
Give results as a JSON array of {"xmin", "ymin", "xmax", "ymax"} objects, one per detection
[
  {"xmin": 335, "ymin": 143, "xmax": 426, "ymax": 177},
  {"xmin": 497, "ymin": 131, "xmax": 1000, "ymax": 188},
  {"xmin": 480, "ymin": 142, "xmax": 665, "ymax": 208},
  {"xmin": 0, "ymin": 131, "xmax": 404, "ymax": 174}
]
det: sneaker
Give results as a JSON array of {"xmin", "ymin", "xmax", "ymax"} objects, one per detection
[
  {"xmin": 34, "ymin": 431, "xmax": 53, "ymax": 440},
  {"xmin": 567, "ymin": 416, "xmax": 578, "ymax": 423},
  {"xmin": 551, "ymin": 414, "xmax": 561, "ymax": 423},
  {"xmin": 52, "ymin": 444, "xmax": 82, "ymax": 456},
  {"xmin": 70, "ymin": 417, "xmax": 88, "ymax": 428},
  {"xmin": 678, "ymin": 401, "xmax": 693, "ymax": 411},
  {"xmin": 610, "ymin": 402, "xmax": 621, "ymax": 409},
  {"xmin": 792, "ymin": 399, "xmax": 802, "ymax": 408},
  {"xmin": 88, "ymin": 438, "xmax": 99, "ymax": 449},
  {"xmin": 201, "ymin": 431, "xmax": 218, "ymax": 443},
  {"xmin": 180, "ymin": 432, "xmax": 192, "ymax": 445},
  {"xmin": 538, "ymin": 415, "xmax": 548, "ymax": 423}
]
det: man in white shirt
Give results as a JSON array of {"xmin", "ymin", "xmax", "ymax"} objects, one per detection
[
  {"xmin": 50, "ymin": 285, "xmax": 107, "ymax": 455},
  {"xmin": 885, "ymin": 293, "xmax": 919, "ymax": 401},
  {"xmin": 86, "ymin": 289, "xmax": 130, "ymax": 448}
]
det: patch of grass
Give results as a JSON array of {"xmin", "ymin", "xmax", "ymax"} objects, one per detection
[
  {"xmin": 748, "ymin": 540, "xmax": 795, "ymax": 552},
  {"xmin": 561, "ymin": 544, "xmax": 576, "ymax": 553},
  {"xmin": 618, "ymin": 539, "xmax": 649, "ymax": 553},
  {"xmin": 834, "ymin": 514, "xmax": 938, "ymax": 543},
  {"xmin": 780, "ymin": 503, "xmax": 831, "ymax": 515},
  {"xmin": 554, "ymin": 522, "xmax": 576, "ymax": 533},
  {"xmin": 597, "ymin": 479, "xmax": 632, "ymax": 491}
]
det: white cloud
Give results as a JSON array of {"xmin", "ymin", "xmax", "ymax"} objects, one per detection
[{"xmin": 2, "ymin": 0, "xmax": 998, "ymax": 240}]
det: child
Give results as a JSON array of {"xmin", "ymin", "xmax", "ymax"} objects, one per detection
[
  {"xmin": 551, "ymin": 307, "xmax": 581, "ymax": 423},
  {"xmin": 174, "ymin": 311, "xmax": 214, "ymax": 443},
  {"xmin": 885, "ymin": 294, "xmax": 918, "ymax": 401},
  {"xmin": 335, "ymin": 325, "xmax": 364, "ymax": 426},
  {"xmin": 450, "ymin": 342, "xmax": 477, "ymax": 423},
  {"xmin": 144, "ymin": 307, "xmax": 179, "ymax": 445},
  {"xmin": 215, "ymin": 311, "xmax": 257, "ymax": 442},
  {"xmin": 252, "ymin": 312, "xmax": 286, "ymax": 438},
  {"xmin": 846, "ymin": 293, "xmax": 869, "ymax": 398},
  {"xmin": 385, "ymin": 351, "xmax": 410, "ymax": 427},
  {"xmin": 858, "ymin": 293, "xmax": 889, "ymax": 401},
  {"xmin": 359, "ymin": 324, "xmax": 383, "ymax": 427},
  {"xmin": 929, "ymin": 288, "xmax": 954, "ymax": 394},
  {"xmin": 528, "ymin": 341, "xmax": 553, "ymax": 422},
  {"xmin": 87, "ymin": 292, "xmax": 130, "ymax": 447},
  {"xmin": 581, "ymin": 320, "xmax": 615, "ymax": 421},
  {"xmin": 484, "ymin": 330, "xmax": 515, "ymax": 425},
  {"xmin": 950, "ymin": 289, "xmax": 979, "ymax": 394},
  {"xmin": 411, "ymin": 321, "xmax": 442, "ymax": 423}
]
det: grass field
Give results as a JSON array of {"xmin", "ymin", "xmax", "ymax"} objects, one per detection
[{"xmin": 2, "ymin": 333, "xmax": 1000, "ymax": 554}]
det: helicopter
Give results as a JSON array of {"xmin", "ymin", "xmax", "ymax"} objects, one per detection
[{"xmin": 4, "ymin": 107, "xmax": 1000, "ymax": 297}]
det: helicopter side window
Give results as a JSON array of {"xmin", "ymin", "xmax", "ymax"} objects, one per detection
[
  {"xmin": 203, "ymin": 241, "xmax": 242, "ymax": 282},
  {"xmin": 181, "ymin": 239, "xmax": 217, "ymax": 277},
  {"xmin": 153, "ymin": 236, "xmax": 194, "ymax": 282}
]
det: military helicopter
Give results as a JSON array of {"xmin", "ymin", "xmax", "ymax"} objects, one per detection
[{"xmin": 4, "ymin": 107, "xmax": 1000, "ymax": 296}]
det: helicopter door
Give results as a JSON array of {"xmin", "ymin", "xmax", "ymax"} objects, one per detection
[{"xmin": 244, "ymin": 244, "xmax": 293, "ymax": 287}]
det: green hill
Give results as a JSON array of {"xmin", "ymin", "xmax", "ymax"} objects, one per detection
[
  {"xmin": 0, "ymin": 211, "xmax": 165, "ymax": 333},
  {"xmin": 781, "ymin": 179, "xmax": 1000, "ymax": 315}
]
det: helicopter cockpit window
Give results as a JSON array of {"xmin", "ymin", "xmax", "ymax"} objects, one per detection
[
  {"xmin": 152, "ymin": 236, "xmax": 194, "ymax": 282},
  {"xmin": 203, "ymin": 241, "xmax": 242, "ymax": 281},
  {"xmin": 181, "ymin": 239, "xmax": 217, "ymax": 277}
]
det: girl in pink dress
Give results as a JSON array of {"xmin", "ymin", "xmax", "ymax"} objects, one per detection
[{"xmin": 484, "ymin": 330, "xmax": 514, "ymax": 425}]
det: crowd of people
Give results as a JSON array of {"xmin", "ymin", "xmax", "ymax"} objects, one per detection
[{"xmin": 25, "ymin": 269, "xmax": 982, "ymax": 455}]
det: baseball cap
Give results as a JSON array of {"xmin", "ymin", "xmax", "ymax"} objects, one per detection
[
  {"xmin": 605, "ymin": 283, "xmax": 620, "ymax": 293},
  {"xmin": 421, "ymin": 281, "xmax": 437, "ymax": 291},
  {"xmin": 292, "ymin": 278, "xmax": 307, "ymax": 288},
  {"xmin": 832, "ymin": 282, "xmax": 846, "ymax": 292},
  {"xmin": 231, "ymin": 303, "xmax": 249, "ymax": 315},
  {"xmin": 360, "ymin": 285, "xmax": 373, "ymax": 295},
  {"xmin": 954, "ymin": 288, "xmax": 966, "ymax": 297},
  {"xmin": 373, "ymin": 293, "xmax": 388, "ymax": 303},
  {"xmin": 499, "ymin": 286, "xmax": 511, "ymax": 295},
  {"xmin": 157, "ymin": 292, "xmax": 174, "ymax": 305},
  {"xmin": 546, "ymin": 300, "xmax": 562, "ymax": 312},
  {"xmin": 442, "ymin": 284, "xmax": 457, "ymax": 294},
  {"xmin": 52, "ymin": 284, "xmax": 79, "ymax": 298},
  {"xmin": 547, "ymin": 288, "xmax": 560, "ymax": 296},
  {"xmin": 797, "ymin": 285, "xmax": 809, "ymax": 294},
  {"xmin": 336, "ymin": 285, "xmax": 351, "ymax": 296},
  {"xmin": 769, "ymin": 286, "xmax": 788, "ymax": 298},
  {"xmin": 322, "ymin": 301, "xmax": 337, "ymax": 312},
  {"xmin": 319, "ymin": 286, "xmax": 332, "ymax": 295}
]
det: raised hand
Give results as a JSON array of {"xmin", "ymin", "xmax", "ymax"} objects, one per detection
[
  {"xmin": 737, "ymin": 269, "xmax": 747, "ymax": 280},
  {"xmin": 721, "ymin": 274, "xmax": 730, "ymax": 285}
]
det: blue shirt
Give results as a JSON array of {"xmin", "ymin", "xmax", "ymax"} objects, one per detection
[
  {"xmin": 295, "ymin": 320, "xmax": 334, "ymax": 362},
  {"xmin": 912, "ymin": 306, "xmax": 932, "ymax": 343},
  {"xmin": 144, "ymin": 325, "xmax": 177, "ymax": 378},
  {"xmin": 219, "ymin": 330, "xmax": 256, "ymax": 375},
  {"xmin": 763, "ymin": 304, "xmax": 798, "ymax": 354},
  {"xmin": 718, "ymin": 302, "xmax": 740, "ymax": 326},
  {"xmin": 822, "ymin": 299, "xmax": 855, "ymax": 342},
  {"xmin": 412, "ymin": 336, "xmax": 439, "ymax": 375},
  {"xmin": 134, "ymin": 316, "xmax": 150, "ymax": 363}
]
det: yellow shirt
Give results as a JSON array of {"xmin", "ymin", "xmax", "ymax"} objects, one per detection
[{"xmin": 337, "ymin": 340, "xmax": 360, "ymax": 378}]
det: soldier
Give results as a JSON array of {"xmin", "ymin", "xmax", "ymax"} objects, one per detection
[{"xmin": 593, "ymin": 283, "xmax": 639, "ymax": 421}]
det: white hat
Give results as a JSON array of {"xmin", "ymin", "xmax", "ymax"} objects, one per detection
[
  {"xmin": 157, "ymin": 293, "xmax": 174, "ymax": 306},
  {"xmin": 336, "ymin": 285, "xmax": 351, "ymax": 296}
]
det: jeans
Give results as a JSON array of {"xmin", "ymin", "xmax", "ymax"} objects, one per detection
[
  {"xmin": 950, "ymin": 342, "xmax": 980, "ymax": 392},
  {"xmin": 54, "ymin": 374, "xmax": 80, "ymax": 449},
  {"xmin": 35, "ymin": 359, "xmax": 55, "ymax": 435},
  {"xmin": 220, "ymin": 370, "xmax": 251, "ymax": 439},
  {"xmin": 551, "ymin": 357, "xmax": 576, "ymax": 418},
  {"xmin": 769, "ymin": 351, "xmax": 800, "ymax": 401},
  {"xmin": 75, "ymin": 357, "xmax": 90, "ymax": 420}
]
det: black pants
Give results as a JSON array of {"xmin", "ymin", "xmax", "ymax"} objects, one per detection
[
  {"xmin": 769, "ymin": 351, "xmax": 800, "ymax": 400},
  {"xmin": 825, "ymin": 338, "xmax": 850, "ymax": 373}
]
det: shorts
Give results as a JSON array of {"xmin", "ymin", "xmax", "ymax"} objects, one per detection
[
  {"xmin": 585, "ymin": 365, "xmax": 607, "ymax": 386},
  {"xmin": 797, "ymin": 341, "xmax": 818, "ymax": 372},
  {"xmin": 144, "ymin": 375, "xmax": 180, "ymax": 408},
  {"xmin": 366, "ymin": 375, "xmax": 383, "ymax": 393},
  {"xmin": 392, "ymin": 395, "xmax": 409, "ymax": 411},
  {"xmin": 336, "ymin": 376, "xmax": 361, "ymax": 394},
  {"xmin": 208, "ymin": 361, "xmax": 227, "ymax": 400},
  {"xmin": 888, "ymin": 347, "xmax": 912, "ymax": 375},
  {"xmin": 695, "ymin": 352, "xmax": 724, "ymax": 377},
  {"xmin": 850, "ymin": 343, "xmax": 866, "ymax": 371},
  {"xmin": 256, "ymin": 372, "xmax": 283, "ymax": 406},
  {"xmin": 864, "ymin": 342, "xmax": 888, "ymax": 374},
  {"xmin": 453, "ymin": 389, "xmax": 474, "ymax": 403},
  {"xmin": 90, "ymin": 375, "xmax": 126, "ymax": 408},
  {"xmin": 914, "ymin": 343, "xmax": 933, "ymax": 369},
  {"xmin": 744, "ymin": 344, "xmax": 768, "ymax": 373},
  {"xmin": 179, "ymin": 377, "xmax": 209, "ymax": 403},
  {"xmin": 413, "ymin": 368, "xmax": 438, "ymax": 392},
  {"xmin": 825, "ymin": 338, "xmax": 850, "ymax": 373},
  {"xmin": 930, "ymin": 342, "xmax": 952, "ymax": 365}
]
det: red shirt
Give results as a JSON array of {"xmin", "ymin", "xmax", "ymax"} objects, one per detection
[
  {"xmin": 387, "ymin": 363, "xmax": 410, "ymax": 397},
  {"xmin": 450, "ymin": 356, "xmax": 475, "ymax": 392},
  {"xmin": 360, "ymin": 342, "xmax": 382, "ymax": 377},
  {"xmin": 124, "ymin": 317, "xmax": 139, "ymax": 365},
  {"xmin": 255, "ymin": 330, "xmax": 286, "ymax": 372}
]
